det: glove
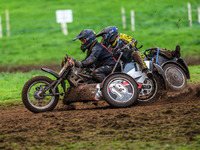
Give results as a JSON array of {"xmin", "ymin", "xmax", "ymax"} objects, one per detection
[
  {"xmin": 75, "ymin": 61, "xmax": 83, "ymax": 68},
  {"xmin": 131, "ymin": 46, "xmax": 137, "ymax": 51}
]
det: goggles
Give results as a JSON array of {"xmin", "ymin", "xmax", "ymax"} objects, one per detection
[
  {"xmin": 81, "ymin": 38, "xmax": 87, "ymax": 44},
  {"xmin": 80, "ymin": 33, "xmax": 95, "ymax": 44}
]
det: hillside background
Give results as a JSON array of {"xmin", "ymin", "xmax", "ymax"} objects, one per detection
[{"xmin": 0, "ymin": 0, "xmax": 200, "ymax": 67}]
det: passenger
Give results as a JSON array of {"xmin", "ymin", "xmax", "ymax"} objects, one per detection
[
  {"xmin": 73, "ymin": 29, "xmax": 116, "ymax": 82},
  {"xmin": 96, "ymin": 26, "xmax": 153, "ymax": 79}
]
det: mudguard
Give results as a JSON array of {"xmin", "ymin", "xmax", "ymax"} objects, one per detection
[
  {"xmin": 153, "ymin": 63, "xmax": 167, "ymax": 90},
  {"xmin": 41, "ymin": 68, "xmax": 59, "ymax": 79},
  {"xmin": 177, "ymin": 58, "xmax": 190, "ymax": 79},
  {"xmin": 161, "ymin": 59, "xmax": 190, "ymax": 79},
  {"xmin": 41, "ymin": 68, "xmax": 66, "ymax": 92}
]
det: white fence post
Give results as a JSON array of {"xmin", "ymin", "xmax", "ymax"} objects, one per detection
[
  {"xmin": 56, "ymin": 10, "xmax": 72, "ymax": 35},
  {"xmin": 187, "ymin": 3, "xmax": 192, "ymax": 27},
  {"xmin": 0, "ymin": 16, "xmax": 3, "ymax": 38},
  {"xmin": 198, "ymin": 7, "xmax": 200, "ymax": 26},
  {"xmin": 121, "ymin": 7, "xmax": 126, "ymax": 29},
  {"xmin": 61, "ymin": 22, "xmax": 68, "ymax": 35},
  {"xmin": 131, "ymin": 10, "xmax": 135, "ymax": 31},
  {"xmin": 6, "ymin": 9, "xmax": 10, "ymax": 36}
]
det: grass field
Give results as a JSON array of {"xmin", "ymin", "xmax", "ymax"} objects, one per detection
[{"xmin": 0, "ymin": 0, "xmax": 199, "ymax": 67}]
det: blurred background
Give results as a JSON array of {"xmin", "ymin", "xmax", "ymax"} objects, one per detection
[{"xmin": 0, "ymin": 0, "xmax": 199, "ymax": 67}]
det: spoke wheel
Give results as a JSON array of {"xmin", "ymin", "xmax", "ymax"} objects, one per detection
[{"xmin": 22, "ymin": 76, "xmax": 59, "ymax": 113}]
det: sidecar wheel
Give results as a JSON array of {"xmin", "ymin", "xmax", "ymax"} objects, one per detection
[
  {"xmin": 22, "ymin": 76, "xmax": 59, "ymax": 113},
  {"xmin": 102, "ymin": 73, "xmax": 138, "ymax": 108},
  {"xmin": 163, "ymin": 64, "xmax": 187, "ymax": 91}
]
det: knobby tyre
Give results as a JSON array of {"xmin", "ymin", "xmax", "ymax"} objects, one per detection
[{"xmin": 22, "ymin": 76, "xmax": 59, "ymax": 113}]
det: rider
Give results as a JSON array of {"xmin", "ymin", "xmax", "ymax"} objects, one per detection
[
  {"xmin": 96, "ymin": 26, "xmax": 153, "ymax": 79},
  {"xmin": 73, "ymin": 29, "xmax": 116, "ymax": 82}
]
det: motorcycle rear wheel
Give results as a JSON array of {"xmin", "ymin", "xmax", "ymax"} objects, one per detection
[
  {"xmin": 102, "ymin": 73, "xmax": 138, "ymax": 108},
  {"xmin": 163, "ymin": 64, "xmax": 187, "ymax": 91},
  {"xmin": 137, "ymin": 72, "xmax": 164, "ymax": 102},
  {"xmin": 22, "ymin": 76, "xmax": 59, "ymax": 113}
]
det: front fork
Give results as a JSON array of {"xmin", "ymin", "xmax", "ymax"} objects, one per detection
[{"xmin": 39, "ymin": 78, "xmax": 65, "ymax": 96}]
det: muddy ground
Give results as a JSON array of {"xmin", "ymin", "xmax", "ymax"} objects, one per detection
[{"xmin": 0, "ymin": 84, "xmax": 200, "ymax": 150}]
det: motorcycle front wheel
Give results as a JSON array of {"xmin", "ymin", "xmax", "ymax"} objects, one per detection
[
  {"xmin": 102, "ymin": 73, "xmax": 138, "ymax": 108},
  {"xmin": 22, "ymin": 76, "xmax": 59, "ymax": 113}
]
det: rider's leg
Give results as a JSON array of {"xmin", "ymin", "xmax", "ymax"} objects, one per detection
[
  {"xmin": 131, "ymin": 51, "xmax": 153, "ymax": 79},
  {"xmin": 92, "ymin": 66, "xmax": 113, "ymax": 82}
]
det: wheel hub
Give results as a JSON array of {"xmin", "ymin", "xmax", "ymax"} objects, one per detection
[
  {"xmin": 33, "ymin": 86, "xmax": 46, "ymax": 100},
  {"xmin": 108, "ymin": 79, "xmax": 134, "ymax": 102},
  {"xmin": 139, "ymin": 79, "xmax": 153, "ymax": 97},
  {"xmin": 111, "ymin": 83, "xmax": 128, "ymax": 99},
  {"xmin": 166, "ymin": 67, "xmax": 184, "ymax": 86}
]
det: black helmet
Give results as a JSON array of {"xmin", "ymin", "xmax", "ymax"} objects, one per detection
[
  {"xmin": 73, "ymin": 29, "xmax": 97, "ymax": 52},
  {"xmin": 96, "ymin": 26, "xmax": 118, "ymax": 47}
]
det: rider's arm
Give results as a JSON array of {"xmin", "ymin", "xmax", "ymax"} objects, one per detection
[
  {"xmin": 119, "ymin": 33, "xmax": 137, "ymax": 48},
  {"xmin": 81, "ymin": 47, "xmax": 100, "ymax": 67}
]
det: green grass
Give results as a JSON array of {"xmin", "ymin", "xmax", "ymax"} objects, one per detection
[
  {"xmin": 6, "ymin": 136, "xmax": 200, "ymax": 150},
  {"xmin": 55, "ymin": 137, "xmax": 200, "ymax": 150},
  {"xmin": 188, "ymin": 65, "xmax": 200, "ymax": 84},
  {"xmin": 0, "ymin": 0, "xmax": 199, "ymax": 67},
  {"xmin": 0, "ymin": 71, "xmax": 46, "ymax": 102}
]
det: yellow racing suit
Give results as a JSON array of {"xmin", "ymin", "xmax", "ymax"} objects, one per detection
[{"xmin": 110, "ymin": 33, "xmax": 148, "ymax": 72}]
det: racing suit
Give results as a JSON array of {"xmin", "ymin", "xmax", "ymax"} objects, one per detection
[
  {"xmin": 110, "ymin": 33, "xmax": 149, "ymax": 72},
  {"xmin": 77, "ymin": 41, "xmax": 116, "ymax": 82}
]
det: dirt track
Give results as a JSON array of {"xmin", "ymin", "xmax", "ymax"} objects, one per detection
[{"xmin": 0, "ymin": 84, "xmax": 200, "ymax": 149}]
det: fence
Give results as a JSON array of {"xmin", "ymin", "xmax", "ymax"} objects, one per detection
[{"xmin": 0, "ymin": 5, "xmax": 200, "ymax": 37}]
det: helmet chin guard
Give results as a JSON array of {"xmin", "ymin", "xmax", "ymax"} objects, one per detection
[{"xmin": 80, "ymin": 45, "xmax": 87, "ymax": 52}]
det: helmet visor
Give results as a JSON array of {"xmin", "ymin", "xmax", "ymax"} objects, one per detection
[
  {"xmin": 80, "ymin": 38, "xmax": 87, "ymax": 44},
  {"xmin": 100, "ymin": 34, "xmax": 107, "ymax": 44}
]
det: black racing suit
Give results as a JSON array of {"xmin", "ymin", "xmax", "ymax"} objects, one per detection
[{"xmin": 80, "ymin": 42, "xmax": 116, "ymax": 82}]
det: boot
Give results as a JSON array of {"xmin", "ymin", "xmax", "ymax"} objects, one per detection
[
  {"xmin": 132, "ymin": 51, "xmax": 154, "ymax": 79},
  {"xmin": 172, "ymin": 45, "xmax": 181, "ymax": 58},
  {"xmin": 143, "ymin": 68, "xmax": 153, "ymax": 79}
]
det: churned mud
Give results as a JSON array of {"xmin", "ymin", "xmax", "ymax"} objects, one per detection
[{"xmin": 0, "ymin": 84, "xmax": 200, "ymax": 149}]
